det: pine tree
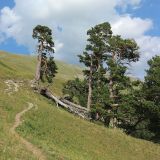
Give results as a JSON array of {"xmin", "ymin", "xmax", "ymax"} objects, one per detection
[
  {"xmin": 63, "ymin": 78, "xmax": 88, "ymax": 107},
  {"xmin": 63, "ymin": 22, "xmax": 140, "ymax": 128},
  {"xmin": 106, "ymin": 35, "xmax": 140, "ymax": 127},
  {"xmin": 32, "ymin": 25, "xmax": 57, "ymax": 85},
  {"xmin": 118, "ymin": 56, "xmax": 160, "ymax": 142},
  {"xmin": 118, "ymin": 80, "xmax": 155, "ymax": 140},
  {"xmin": 79, "ymin": 22, "xmax": 112, "ymax": 111},
  {"xmin": 143, "ymin": 56, "xmax": 160, "ymax": 142}
]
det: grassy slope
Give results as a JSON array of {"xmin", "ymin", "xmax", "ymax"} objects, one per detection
[{"xmin": 0, "ymin": 51, "xmax": 160, "ymax": 160}]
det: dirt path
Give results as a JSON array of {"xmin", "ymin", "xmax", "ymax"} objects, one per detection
[
  {"xmin": 5, "ymin": 80, "xmax": 22, "ymax": 95},
  {"xmin": 10, "ymin": 102, "xmax": 46, "ymax": 160}
]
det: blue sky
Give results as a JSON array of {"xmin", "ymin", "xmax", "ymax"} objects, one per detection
[
  {"xmin": 0, "ymin": 0, "xmax": 14, "ymax": 9},
  {"xmin": 0, "ymin": 0, "xmax": 29, "ymax": 54},
  {"xmin": 116, "ymin": 0, "xmax": 160, "ymax": 36},
  {"xmin": 0, "ymin": 0, "xmax": 160, "ymax": 78},
  {"xmin": 131, "ymin": 0, "xmax": 160, "ymax": 36}
]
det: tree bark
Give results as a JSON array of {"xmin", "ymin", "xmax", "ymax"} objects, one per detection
[
  {"xmin": 109, "ymin": 77, "xmax": 114, "ymax": 99},
  {"xmin": 109, "ymin": 52, "xmax": 115, "ymax": 99},
  {"xmin": 87, "ymin": 55, "xmax": 93, "ymax": 111},
  {"xmin": 35, "ymin": 54, "xmax": 42, "ymax": 82},
  {"xmin": 108, "ymin": 52, "xmax": 118, "ymax": 128},
  {"xmin": 60, "ymin": 98, "xmax": 89, "ymax": 111},
  {"xmin": 35, "ymin": 42, "xmax": 43, "ymax": 82},
  {"xmin": 87, "ymin": 77, "xmax": 92, "ymax": 111}
]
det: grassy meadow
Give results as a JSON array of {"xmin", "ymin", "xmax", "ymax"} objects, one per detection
[{"xmin": 0, "ymin": 51, "xmax": 160, "ymax": 160}]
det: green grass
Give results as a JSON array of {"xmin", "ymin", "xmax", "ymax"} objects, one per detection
[
  {"xmin": 0, "ymin": 81, "xmax": 37, "ymax": 160},
  {"xmin": 0, "ymin": 51, "xmax": 82, "ymax": 96},
  {"xmin": 0, "ymin": 51, "xmax": 160, "ymax": 160}
]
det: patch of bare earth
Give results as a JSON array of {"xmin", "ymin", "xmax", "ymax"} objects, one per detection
[{"xmin": 5, "ymin": 80, "xmax": 23, "ymax": 95}]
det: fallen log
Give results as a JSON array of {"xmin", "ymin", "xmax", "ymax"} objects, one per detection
[
  {"xmin": 60, "ymin": 98, "xmax": 89, "ymax": 112},
  {"xmin": 41, "ymin": 89, "xmax": 69, "ymax": 108},
  {"xmin": 40, "ymin": 88, "xmax": 90, "ymax": 119}
]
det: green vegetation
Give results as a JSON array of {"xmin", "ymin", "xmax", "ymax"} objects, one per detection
[
  {"xmin": 0, "ymin": 50, "xmax": 82, "ymax": 96},
  {"xmin": 32, "ymin": 25, "xmax": 57, "ymax": 84},
  {"xmin": 0, "ymin": 51, "xmax": 160, "ymax": 159},
  {"xmin": 63, "ymin": 22, "xmax": 160, "ymax": 142},
  {"xmin": 142, "ymin": 56, "xmax": 160, "ymax": 142}
]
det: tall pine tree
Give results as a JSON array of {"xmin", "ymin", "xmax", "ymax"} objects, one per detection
[
  {"xmin": 143, "ymin": 56, "xmax": 160, "ymax": 142},
  {"xmin": 106, "ymin": 35, "xmax": 140, "ymax": 127},
  {"xmin": 33, "ymin": 25, "xmax": 57, "ymax": 85},
  {"xmin": 79, "ymin": 22, "xmax": 112, "ymax": 110}
]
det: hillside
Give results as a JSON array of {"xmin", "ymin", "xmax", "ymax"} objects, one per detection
[{"xmin": 0, "ymin": 51, "xmax": 160, "ymax": 160}]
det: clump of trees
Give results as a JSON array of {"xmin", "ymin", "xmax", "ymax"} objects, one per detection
[
  {"xmin": 32, "ymin": 23, "xmax": 159, "ymax": 143},
  {"xmin": 33, "ymin": 25, "xmax": 57, "ymax": 86},
  {"xmin": 63, "ymin": 22, "xmax": 160, "ymax": 142},
  {"xmin": 63, "ymin": 22, "xmax": 139, "ymax": 126}
]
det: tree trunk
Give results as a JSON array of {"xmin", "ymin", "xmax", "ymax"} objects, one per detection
[
  {"xmin": 60, "ymin": 98, "xmax": 89, "ymax": 111},
  {"xmin": 87, "ymin": 55, "xmax": 93, "ymax": 111},
  {"xmin": 109, "ymin": 77, "xmax": 114, "ymax": 99},
  {"xmin": 35, "ymin": 42, "xmax": 43, "ymax": 82},
  {"xmin": 35, "ymin": 54, "xmax": 42, "ymax": 82},
  {"xmin": 108, "ymin": 53, "xmax": 118, "ymax": 128},
  {"xmin": 109, "ymin": 116, "xmax": 118, "ymax": 128},
  {"xmin": 40, "ymin": 89, "xmax": 89, "ymax": 119},
  {"xmin": 87, "ymin": 78, "xmax": 92, "ymax": 111}
]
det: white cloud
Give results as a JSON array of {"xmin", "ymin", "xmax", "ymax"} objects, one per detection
[
  {"xmin": 0, "ymin": 0, "xmax": 142, "ymax": 48},
  {"xmin": 0, "ymin": 0, "xmax": 118, "ymax": 54},
  {"xmin": 1, "ymin": 0, "xmax": 160, "ymax": 78},
  {"xmin": 0, "ymin": 32, "xmax": 6, "ymax": 43},
  {"xmin": 117, "ymin": 0, "xmax": 141, "ymax": 11},
  {"xmin": 111, "ymin": 15, "xmax": 160, "ymax": 78},
  {"xmin": 118, "ymin": 0, "xmax": 141, "ymax": 6},
  {"xmin": 0, "ymin": 7, "xmax": 21, "ymax": 38},
  {"xmin": 55, "ymin": 40, "xmax": 64, "ymax": 53},
  {"xmin": 137, "ymin": 36, "xmax": 160, "ymax": 58},
  {"xmin": 112, "ymin": 15, "xmax": 153, "ymax": 38},
  {"xmin": 130, "ymin": 36, "xmax": 160, "ymax": 78}
]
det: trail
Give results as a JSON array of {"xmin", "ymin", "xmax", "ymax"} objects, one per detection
[
  {"xmin": 5, "ymin": 80, "xmax": 22, "ymax": 95},
  {"xmin": 10, "ymin": 102, "xmax": 46, "ymax": 160}
]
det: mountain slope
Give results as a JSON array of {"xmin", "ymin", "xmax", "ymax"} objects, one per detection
[{"xmin": 0, "ymin": 51, "xmax": 160, "ymax": 160}]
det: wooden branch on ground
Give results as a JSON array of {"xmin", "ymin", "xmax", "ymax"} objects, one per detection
[
  {"xmin": 111, "ymin": 104, "xmax": 119, "ymax": 107},
  {"xmin": 40, "ymin": 88, "xmax": 90, "ymax": 119},
  {"xmin": 60, "ymin": 98, "xmax": 89, "ymax": 112}
]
